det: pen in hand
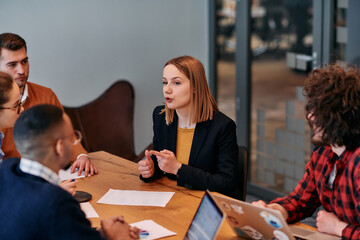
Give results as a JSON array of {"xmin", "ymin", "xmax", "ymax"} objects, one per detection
[{"xmin": 60, "ymin": 179, "xmax": 77, "ymax": 196}]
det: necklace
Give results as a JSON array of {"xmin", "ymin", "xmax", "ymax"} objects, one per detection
[{"xmin": 179, "ymin": 123, "xmax": 196, "ymax": 129}]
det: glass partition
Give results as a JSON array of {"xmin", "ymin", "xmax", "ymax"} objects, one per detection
[{"xmin": 250, "ymin": 0, "xmax": 314, "ymax": 194}]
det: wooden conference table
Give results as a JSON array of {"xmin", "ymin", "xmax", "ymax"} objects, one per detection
[
  {"xmin": 78, "ymin": 151, "xmax": 315, "ymax": 239},
  {"xmin": 78, "ymin": 151, "xmax": 237, "ymax": 239}
]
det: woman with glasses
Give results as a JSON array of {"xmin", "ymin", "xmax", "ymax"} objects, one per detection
[
  {"xmin": 0, "ymin": 71, "xmax": 76, "ymax": 195},
  {"xmin": 138, "ymin": 56, "xmax": 238, "ymax": 197},
  {"xmin": 0, "ymin": 71, "xmax": 23, "ymax": 162}
]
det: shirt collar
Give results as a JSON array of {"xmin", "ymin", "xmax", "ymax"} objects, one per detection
[
  {"xmin": 19, "ymin": 158, "xmax": 60, "ymax": 185},
  {"xmin": 0, "ymin": 132, "xmax": 4, "ymax": 163},
  {"xmin": 21, "ymin": 83, "xmax": 29, "ymax": 103}
]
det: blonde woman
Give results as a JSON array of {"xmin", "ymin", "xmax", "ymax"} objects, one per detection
[{"xmin": 138, "ymin": 56, "xmax": 238, "ymax": 196}]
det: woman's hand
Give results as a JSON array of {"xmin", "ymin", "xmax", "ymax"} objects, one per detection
[
  {"xmin": 316, "ymin": 210, "xmax": 347, "ymax": 237},
  {"xmin": 71, "ymin": 155, "xmax": 98, "ymax": 177},
  {"xmin": 60, "ymin": 179, "xmax": 77, "ymax": 196},
  {"xmin": 138, "ymin": 150, "xmax": 155, "ymax": 178},
  {"xmin": 150, "ymin": 149, "xmax": 181, "ymax": 175}
]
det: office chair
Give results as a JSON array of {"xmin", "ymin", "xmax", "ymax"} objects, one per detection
[
  {"xmin": 63, "ymin": 80, "xmax": 151, "ymax": 163},
  {"xmin": 232, "ymin": 146, "xmax": 249, "ymax": 201}
]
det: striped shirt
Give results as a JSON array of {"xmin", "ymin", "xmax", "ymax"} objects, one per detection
[
  {"xmin": 0, "ymin": 132, "xmax": 5, "ymax": 163},
  {"xmin": 19, "ymin": 158, "xmax": 60, "ymax": 186}
]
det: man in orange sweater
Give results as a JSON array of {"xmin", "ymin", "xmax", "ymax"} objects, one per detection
[{"xmin": 0, "ymin": 32, "xmax": 97, "ymax": 176}]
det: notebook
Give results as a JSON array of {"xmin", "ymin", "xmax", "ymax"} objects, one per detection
[
  {"xmin": 184, "ymin": 191, "xmax": 225, "ymax": 240},
  {"xmin": 210, "ymin": 193, "xmax": 341, "ymax": 240}
]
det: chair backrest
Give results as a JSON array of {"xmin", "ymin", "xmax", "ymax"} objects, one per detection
[
  {"xmin": 232, "ymin": 146, "xmax": 249, "ymax": 201},
  {"xmin": 63, "ymin": 80, "xmax": 137, "ymax": 161}
]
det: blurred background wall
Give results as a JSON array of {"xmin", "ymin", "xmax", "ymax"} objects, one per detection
[{"xmin": 0, "ymin": 0, "xmax": 209, "ymax": 154}]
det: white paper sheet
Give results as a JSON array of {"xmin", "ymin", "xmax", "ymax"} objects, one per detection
[
  {"xmin": 130, "ymin": 220, "xmax": 176, "ymax": 240},
  {"xmin": 58, "ymin": 168, "xmax": 85, "ymax": 181},
  {"xmin": 80, "ymin": 202, "xmax": 99, "ymax": 218},
  {"xmin": 97, "ymin": 189, "xmax": 175, "ymax": 207}
]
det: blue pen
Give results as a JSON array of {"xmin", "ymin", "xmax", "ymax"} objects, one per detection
[{"xmin": 71, "ymin": 179, "xmax": 75, "ymax": 182}]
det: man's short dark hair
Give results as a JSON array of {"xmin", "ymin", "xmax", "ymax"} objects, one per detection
[
  {"xmin": 14, "ymin": 105, "xmax": 64, "ymax": 157},
  {"xmin": 304, "ymin": 64, "xmax": 360, "ymax": 149},
  {"xmin": 0, "ymin": 33, "xmax": 27, "ymax": 56}
]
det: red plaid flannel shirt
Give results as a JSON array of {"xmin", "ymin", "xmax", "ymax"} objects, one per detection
[{"xmin": 271, "ymin": 146, "xmax": 360, "ymax": 239}]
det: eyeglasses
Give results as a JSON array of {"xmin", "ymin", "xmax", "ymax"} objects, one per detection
[
  {"xmin": 62, "ymin": 130, "xmax": 83, "ymax": 145},
  {"xmin": 0, "ymin": 98, "xmax": 22, "ymax": 114}
]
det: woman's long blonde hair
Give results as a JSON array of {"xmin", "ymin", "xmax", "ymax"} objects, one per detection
[{"xmin": 162, "ymin": 56, "xmax": 218, "ymax": 125}]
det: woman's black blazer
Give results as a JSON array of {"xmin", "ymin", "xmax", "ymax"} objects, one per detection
[{"xmin": 141, "ymin": 105, "xmax": 238, "ymax": 196}]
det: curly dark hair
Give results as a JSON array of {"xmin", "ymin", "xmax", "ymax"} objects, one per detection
[{"xmin": 304, "ymin": 64, "xmax": 360, "ymax": 149}]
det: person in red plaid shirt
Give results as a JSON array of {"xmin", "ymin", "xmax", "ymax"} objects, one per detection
[{"xmin": 253, "ymin": 64, "xmax": 360, "ymax": 239}]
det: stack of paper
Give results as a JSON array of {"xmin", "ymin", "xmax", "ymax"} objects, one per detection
[
  {"xmin": 80, "ymin": 202, "xmax": 99, "ymax": 218},
  {"xmin": 59, "ymin": 168, "xmax": 86, "ymax": 181}
]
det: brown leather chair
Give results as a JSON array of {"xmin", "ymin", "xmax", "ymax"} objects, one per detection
[{"xmin": 63, "ymin": 80, "xmax": 151, "ymax": 163}]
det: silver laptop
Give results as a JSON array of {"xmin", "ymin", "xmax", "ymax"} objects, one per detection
[
  {"xmin": 184, "ymin": 191, "xmax": 225, "ymax": 240},
  {"xmin": 210, "ymin": 193, "xmax": 340, "ymax": 240}
]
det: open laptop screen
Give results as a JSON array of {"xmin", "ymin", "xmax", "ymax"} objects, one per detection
[{"xmin": 184, "ymin": 191, "xmax": 224, "ymax": 240}]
